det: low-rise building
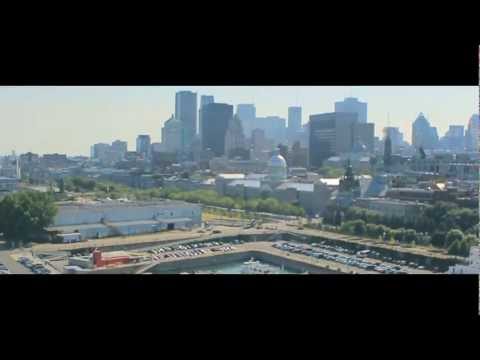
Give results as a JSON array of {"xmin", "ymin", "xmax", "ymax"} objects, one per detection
[
  {"xmin": 354, "ymin": 197, "xmax": 427, "ymax": 219},
  {"xmin": 46, "ymin": 199, "xmax": 202, "ymax": 240}
]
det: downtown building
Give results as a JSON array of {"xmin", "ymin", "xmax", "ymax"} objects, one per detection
[
  {"xmin": 175, "ymin": 90, "xmax": 198, "ymax": 154},
  {"xmin": 161, "ymin": 114, "xmax": 183, "ymax": 154},
  {"xmin": 335, "ymin": 97, "xmax": 367, "ymax": 123},
  {"xmin": 236, "ymin": 104, "xmax": 256, "ymax": 140},
  {"xmin": 439, "ymin": 125, "xmax": 465, "ymax": 152},
  {"xmin": 308, "ymin": 112, "xmax": 374, "ymax": 168},
  {"xmin": 200, "ymin": 103, "xmax": 234, "ymax": 157},
  {"xmin": 287, "ymin": 106, "xmax": 303, "ymax": 145},
  {"xmin": 136, "ymin": 135, "xmax": 151, "ymax": 160},
  {"xmin": 254, "ymin": 116, "xmax": 287, "ymax": 145},
  {"xmin": 412, "ymin": 113, "xmax": 439, "ymax": 150},
  {"xmin": 224, "ymin": 114, "xmax": 247, "ymax": 157},
  {"xmin": 199, "ymin": 95, "xmax": 214, "ymax": 141},
  {"xmin": 465, "ymin": 114, "xmax": 480, "ymax": 152}
]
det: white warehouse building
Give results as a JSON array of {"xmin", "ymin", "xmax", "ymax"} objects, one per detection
[{"xmin": 46, "ymin": 199, "xmax": 202, "ymax": 241}]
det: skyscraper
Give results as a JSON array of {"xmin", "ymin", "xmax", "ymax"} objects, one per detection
[
  {"xmin": 412, "ymin": 113, "xmax": 439, "ymax": 149},
  {"xmin": 236, "ymin": 104, "xmax": 256, "ymax": 139},
  {"xmin": 111, "ymin": 140, "xmax": 128, "ymax": 157},
  {"xmin": 335, "ymin": 97, "xmax": 367, "ymax": 123},
  {"xmin": 288, "ymin": 106, "xmax": 302, "ymax": 143},
  {"xmin": 199, "ymin": 95, "xmax": 214, "ymax": 142},
  {"xmin": 175, "ymin": 91, "xmax": 198, "ymax": 153},
  {"xmin": 353, "ymin": 122, "xmax": 374, "ymax": 153},
  {"xmin": 383, "ymin": 127, "xmax": 405, "ymax": 154},
  {"xmin": 466, "ymin": 114, "xmax": 479, "ymax": 151},
  {"xmin": 224, "ymin": 114, "xmax": 246, "ymax": 157},
  {"xmin": 254, "ymin": 116, "xmax": 287, "ymax": 145},
  {"xmin": 308, "ymin": 112, "xmax": 357, "ymax": 168},
  {"xmin": 201, "ymin": 103, "xmax": 234, "ymax": 157},
  {"xmin": 136, "ymin": 135, "xmax": 151, "ymax": 160},
  {"xmin": 91, "ymin": 143, "xmax": 110, "ymax": 159},
  {"xmin": 200, "ymin": 95, "xmax": 214, "ymax": 108},
  {"xmin": 161, "ymin": 114, "xmax": 183, "ymax": 153},
  {"xmin": 440, "ymin": 125, "xmax": 465, "ymax": 152}
]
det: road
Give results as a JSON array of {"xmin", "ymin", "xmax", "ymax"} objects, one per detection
[
  {"xmin": 0, "ymin": 250, "xmax": 33, "ymax": 274},
  {"xmin": 31, "ymin": 226, "xmax": 277, "ymax": 253}
]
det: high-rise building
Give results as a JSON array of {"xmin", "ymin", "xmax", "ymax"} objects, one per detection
[
  {"xmin": 335, "ymin": 97, "xmax": 367, "ymax": 123},
  {"xmin": 91, "ymin": 143, "xmax": 110, "ymax": 159},
  {"xmin": 111, "ymin": 140, "xmax": 128, "ymax": 158},
  {"xmin": 175, "ymin": 91, "xmax": 198, "ymax": 153},
  {"xmin": 440, "ymin": 125, "xmax": 465, "ymax": 152},
  {"xmin": 412, "ymin": 113, "xmax": 439, "ymax": 150},
  {"xmin": 288, "ymin": 106, "xmax": 302, "ymax": 144},
  {"xmin": 224, "ymin": 114, "xmax": 246, "ymax": 156},
  {"xmin": 254, "ymin": 116, "xmax": 287, "ymax": 145},
  {"xmin": 383, "ymin": 127, "xmax": 404, "ymax": 154},
  {"xmin": 136, "ymin": 135, "xmax": 151, "ymax": 160},
  {"xmin": 236, "ymin": 104, "xmax": 256, "ymax": 139},
  {"xmin": 199, "ymin": 95, "xmax": 214, "ymax": 141},
  {"xmin": 466, "ymin": 114, "xmax": 479, "ymax": 151},
  {"xmin": 353, "ymin": 122, "xmax": 374, "ymax": 153},
  {"xmin": 161, "ymin": 114, "xmax": 183, "ymax": 153},
  {"xmin": 201, "ymin": 103, "xmax": 234, "ymax": 157},
  {"xmin": 308, "ymin": 112, "xmax": 357, "ymax": 168},
  {"xmin": 200, "ymin": 95, "xmax": 214, "ymax": 108}
]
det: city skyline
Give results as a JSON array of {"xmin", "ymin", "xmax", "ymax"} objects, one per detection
[{"xmin": 0, "ymin": 86, "xmax": 478, "ymax": 156}]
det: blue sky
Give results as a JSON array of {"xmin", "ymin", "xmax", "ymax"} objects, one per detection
[{"xmin": 0, "ymin": 86, "xmax": 477, "ymax": 156}]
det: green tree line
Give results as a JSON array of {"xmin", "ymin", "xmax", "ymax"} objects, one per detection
[
  {"xmin": 0, "ymin": 191, "xmax": 58, "ymax": 245},
  {"xmin": 321, "ymin": 202, "xmax": 478, "ymax": 256}
]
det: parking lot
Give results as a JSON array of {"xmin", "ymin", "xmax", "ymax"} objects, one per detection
[
  {"xmin": 272, "ymin": 241, "xmax": 434, "ymax": 274},
  {"xmin": 0, "ymin": 261, "xmax": 10, "ymax": 274},
  {"xmin": 12, "ymin": 253, "xmax": 60, "ymax": 274},
  {"xmin": 146, "ymin": 240, "xmax": 242, "ymax": 262}
]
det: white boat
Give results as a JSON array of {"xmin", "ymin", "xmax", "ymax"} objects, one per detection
[
  {"xmin": 243, "ymin": 258, "xmax": 260, "ymax": 266},
  {"xmin": 241, "ymin": 259, "xmax": 278, "ymax": 274}
]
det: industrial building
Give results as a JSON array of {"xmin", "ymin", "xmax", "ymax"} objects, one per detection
[
  {"xmin": 46, "ymin": 199, "xmax": 202, "ymax": 241},
  {"xmin": 0, "ymin": 176, "xmax": 19, "ymax": 193}
]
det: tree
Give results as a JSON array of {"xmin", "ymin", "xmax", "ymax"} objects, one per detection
[
  {"xmin": 457, "ymin": 240, "xmax": 471, "ymax": 257},
  {"xmin": 404, "ymin": 229, "xmax": 418, "ymax": 244},
  {"xmin": 464, "ymin": 235, "xmax": 478, "ymax": 246},
  {"xmin": 431, "ymin": 232, "xmax": 446, "ymax": 248},
  {"xmin": 352, "ymin": 220, "xmax": 366, "ymax": 236},
  {"xmin": 447, "ymin": 240, "xmax": 461, "ymax": 256},
  {"xmin": 445, "ymin": 229, "xmax": 464, "ymax": 248},
  {"xmin": 0, "ymin": 191, "xmax": 58, "ymax": 244}
]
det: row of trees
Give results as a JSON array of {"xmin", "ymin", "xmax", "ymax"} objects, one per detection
[
  {"xmin": 160, "ymin": 188, "xmax": 305, "ymax": 217},
  {"xmin": 0, "ymin": 191, "xmax": 58, "ymax": 245},
  {"xmin": 333, "ymin": 219, "xmax": 476, "ymax": 256},
  {"xmin": 342, "ymin": 202, "xmax": 478, "ymax": 236}
]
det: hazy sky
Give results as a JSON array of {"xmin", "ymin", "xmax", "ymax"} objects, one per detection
[{"xmin": 0, "ymin": 86, "xmax": 478, "ymax": 156}]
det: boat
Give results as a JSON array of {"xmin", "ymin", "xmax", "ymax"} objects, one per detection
[
  {"xmin": 243, "ymin": 258, "xmax": 260, "ymax": 266},
  {"xmin": 241, "ymin": 259, "xmax": 278, "ymax": 274}
]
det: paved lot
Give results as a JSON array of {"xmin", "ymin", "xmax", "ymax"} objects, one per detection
[
  {"xmin": 0, "ymin": 250, "xmax": 33, "ymax": 274},
  {"xmin": 31, "ymin": 226, "xmax": 276, "ymax": 253}
]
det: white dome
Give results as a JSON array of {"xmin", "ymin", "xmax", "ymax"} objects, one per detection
[
  {"xmin": 268, "ymin": 153, "xmax": 287, "ymax": 181},
  {"xmin": 269, "ymin": 154, "xmax": 287, "ymax": 168}
]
